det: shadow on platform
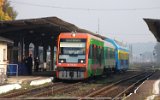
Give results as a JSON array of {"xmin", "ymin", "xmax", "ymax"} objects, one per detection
[{"xmin": 31, "ymin": 71, "xmax": 55, "ymax": 76}]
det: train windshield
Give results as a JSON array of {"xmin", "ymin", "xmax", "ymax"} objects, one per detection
[{"xmin": 58, "ymin": 39, "xmax": 86, "ymax": 63}]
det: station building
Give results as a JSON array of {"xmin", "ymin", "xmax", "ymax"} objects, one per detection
[{"xmin": 0, "ymin": 37, "xmax": 13, "ymax": 81}]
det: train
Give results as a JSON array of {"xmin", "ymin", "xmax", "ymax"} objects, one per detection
[
  {"xmin": 55, "ymin": 32, "xmax": 129, "ymax": 80},
  {"xmin": 105, "ymin": 38, "xmax": 129, "ymax": 72}
]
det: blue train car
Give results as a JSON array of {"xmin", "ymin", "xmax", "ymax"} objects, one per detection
[{"xmin": 105, "ymin": 38, "xmax": 129, "ymax": 72}]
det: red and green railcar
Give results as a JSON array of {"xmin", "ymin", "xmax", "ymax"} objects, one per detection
[{"xmin": 56, "ymin": 32, "xmax": 115, "ymax": 80}]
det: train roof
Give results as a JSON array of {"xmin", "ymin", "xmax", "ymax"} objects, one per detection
[
  {"xmin": 59, "ymin": 32, "xmax": 115, "ymax": 49},
  {"xmin": 104, "ymin": 40, "xmax": 115, "ymax": 49},
  {"xmin": 105, "ymin": 38, "xmax": 129, "ymax": 52},
  {"xmin": 60, "ymin": 32, "xmax": 106, "ymax": 41}
]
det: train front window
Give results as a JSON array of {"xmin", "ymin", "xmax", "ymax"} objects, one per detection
[
  {"xmin": 62, "ymin": 47, "xmax": 85, "ymax": 55},
  {"xmin": 58, "ymin": 39, "xmax": 86, "ymax": 63}
]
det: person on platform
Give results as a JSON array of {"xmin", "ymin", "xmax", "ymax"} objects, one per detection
[
  {"xmin": 22, "ymin": 56, "xmax": 28, "ymax": 75},
  {"xmin": 34, "ymin": 57, "xmax": 40, "ymax": 72},
  {"xmin": 27, "ymin": 54, "xmax": 33, "ymax": 75}
]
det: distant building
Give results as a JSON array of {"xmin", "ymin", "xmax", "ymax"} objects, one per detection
[{"xmin": 0, "ymin": 36, "xmax": 13, "ymax": 77}]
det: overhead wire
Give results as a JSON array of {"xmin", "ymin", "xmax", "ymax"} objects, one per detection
[
  {"xmin": 9, "ymin": 0, "xmax": 157, "ymax": 40},
  {"xmin": 10, "ymin": 1, "xmax": 160, "ymax": 11}
]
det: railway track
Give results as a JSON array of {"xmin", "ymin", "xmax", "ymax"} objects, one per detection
[
  {"xmin": 0, "ymin": 82, "xmax": 63, "ymax": 98},
  {"xmin": 0, "ymin": 81, "xmax": 82, "ymax": 98},
  {"xmin": 84, "ymin": 72, "xmax": 154, "ymax": 99},
  {"xmin": 29, "ymin": 82, "xmax": 82, "ymax": 97},
  {"xmin": 0, "ymin": 70, "xmax": 154, "ymax": 99}
]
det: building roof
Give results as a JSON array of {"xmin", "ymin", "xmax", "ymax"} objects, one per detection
[
  {"xmin": 144, "ymin": 18, "xmax": 160, "ymax": 42},
  {"xmin": 0, "ymin": 16, "xmax": 91, "ymax": 34},
  {"xmin": 0, "ymin": 16, "xmax": 106, "ymax": 46},
  {"xmin": 0, "ymin": 36, "xmax": 13, "ymax": 44}
]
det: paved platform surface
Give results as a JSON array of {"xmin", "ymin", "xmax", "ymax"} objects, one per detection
[
  {"xmin": 7, "ymin": 76, "xmax": 52, "ymax": 84},
  {"xmin": 6, "ymin": 71, "xmax": 54, "ymax": 84},
  {"xmin": 0, "ymin": 71, "xmax": 55, "ymax": 94}
]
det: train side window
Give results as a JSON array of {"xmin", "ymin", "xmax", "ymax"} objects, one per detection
[
  {"xmin": 126, "ymin": 60, "xmax": 128, "ymax": 65},
  {"xmin": 110, "ymin": 49, "xmax": 112, "ymax": 59},
  {"xmin": 89, "ymin": 45, "xmax": 92, "ymax": 59},
  {"xmin": 110, "ymin": 50, "xmax": 112, "ymax": 58},
  {"xmin": 108, "ymin": 49, "xmax": 110, "ymax": 59},
  {"xmin": 105, "ymin": 48, "xmax": 107, "ymax": 59},
  {"xmin": 127, "ymin": 54, "xmax": 129, "ymax": 59},
  {"xmin": 106, "ymin": 49, "xmax": 108, "ymax": 59},
  {"xmin": 113, "ymin": 50, "xmax": 115, "ymax": 58},
  {"xmin": 98, "ymin": 46, "xmax": 102, "ymax": 59},
  {"xmin": 119, "ymin": 53, "xmax": 122, "ymax": 59},
  {"xmin": 121, "ymin": 60, "xmax": 123, "ymax": 65},
  {"xmin": 111, "ymin": 50, "xmax": 112, "ymax": 58},
  {"xmin": 111, "ymin": 50, "xmax": 113, "ymax": 58},
  {"xmin": 93, "ymin": 45, "xmax": 96, "ymax": 59},
  {"xmin": 101, "ymin": 47, "xmax": 104, "ymax": 59},
  {"xmin": 95, "ymin": 45, "xmax": 98, "ymax": 59}
]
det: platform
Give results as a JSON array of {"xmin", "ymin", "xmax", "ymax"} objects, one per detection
[
  {"xmin": 7, "ymin": 70, "xmax": 55, "ymax": 84},
  {"xmin": 0, "ymin": 71, "xmax": 55, "ymax": 94}
]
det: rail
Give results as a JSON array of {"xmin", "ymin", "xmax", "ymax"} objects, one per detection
[{"xmin": 85, "ymin": 72, "xmax": 150, "ymax": 98}]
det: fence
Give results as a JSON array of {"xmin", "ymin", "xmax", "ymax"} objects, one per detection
[{"xmin": 0, "ymin": 64, "xmax": 18, "ymax": 84}]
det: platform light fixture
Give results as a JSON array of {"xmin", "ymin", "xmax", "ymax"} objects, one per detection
[
  {"xmin": 41, "ymin": 33, "xmax": 45, "ymax": 36},
  {"xmin": 29, "ymin": 30, "xmax": 34, "ymax": 33}
]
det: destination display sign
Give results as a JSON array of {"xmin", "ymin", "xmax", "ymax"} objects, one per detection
[{"xmin": 61, "ymin": 39, "xmax": 86, "ymax": 42}]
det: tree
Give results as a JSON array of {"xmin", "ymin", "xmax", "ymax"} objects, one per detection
[{"xmin": 0, "ymin": 0, "xmax": 17, "ymax": 20}]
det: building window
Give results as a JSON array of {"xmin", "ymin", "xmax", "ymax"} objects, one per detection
[{"xmin": 3, "ymin": 49, "xmax": 7, "ymax": 61}]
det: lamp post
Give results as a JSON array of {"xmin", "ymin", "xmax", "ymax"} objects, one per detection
[
  {"xmin": 152, "ymin": 50, "xmax": 156, "ymax": 71},
  {"xmin": 139, "ymin": 54, "xmax": 142, "ymax": 64}
]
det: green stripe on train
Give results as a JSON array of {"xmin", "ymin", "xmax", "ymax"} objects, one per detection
[
  {"xmin": 87, "ymin": 37, "xmax": 116, "ymax": 77},
  {"xmin": 87, "ymin": 38, "xmax": 104, "ymax": 77}
]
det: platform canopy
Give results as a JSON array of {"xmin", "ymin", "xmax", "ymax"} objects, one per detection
[
  {"xmin": 0, "ymin": 16, "xmax": 107, "ymax": 66},
  {"xmin": 144, "ymin": 18, "xmax": 160, "ymax": 42},
  {"xmin": 0, "ymin": 16, "xmax": 94, "ymax": 46}
]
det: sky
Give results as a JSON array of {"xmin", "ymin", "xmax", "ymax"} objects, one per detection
[{"xmin": 9, "ymin": 0, "xmax": 160, "ymax": 44}]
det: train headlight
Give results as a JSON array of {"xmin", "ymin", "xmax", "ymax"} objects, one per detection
[
  {"xmin": 72, "ymin": 33, "xmax": 76, "ymax": 37},
  {"xmin": 61, "ymin": 60, "xmax": 64, "ymax": 63},
  {"xmin": 80, "ymin": 60, "xmax": 84, "ymax": 63},
  {"xmin": 78, "ymin": 59, "xmax": 85, "ymax": 63},
  {"xmin": 59, "ymin": 59, "xmax": 66, "ymax": 63}
]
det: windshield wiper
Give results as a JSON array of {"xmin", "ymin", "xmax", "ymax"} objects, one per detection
[{"xmin": 69, "ymin": 54, "xmax": 78, "ymax": 56}]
